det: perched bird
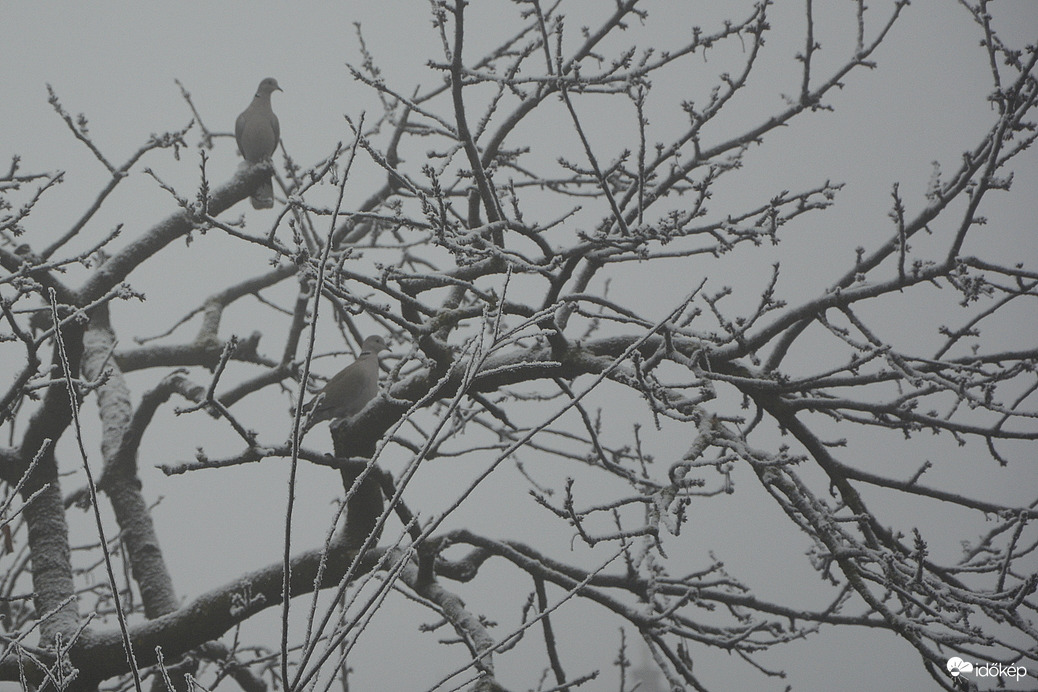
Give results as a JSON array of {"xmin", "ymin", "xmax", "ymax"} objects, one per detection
[
  {"xmin": 302, "ymin": 335, "xmax": 390, "ymax": 426},
  {"xmin": 235, "ymin": 77, "xmax": 282, "ymax": 208}
]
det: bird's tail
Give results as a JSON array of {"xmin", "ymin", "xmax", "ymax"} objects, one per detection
[{"xmin": 251, "ymin": 176, "xmax": 274, "ymax": 209}]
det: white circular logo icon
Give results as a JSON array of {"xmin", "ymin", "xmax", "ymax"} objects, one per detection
[{"xmin": 946, "ymin": 657, "xmax": 974, "ymax": 677}]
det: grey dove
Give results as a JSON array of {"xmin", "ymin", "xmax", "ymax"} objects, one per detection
[
  {"xmin": 303, "ymin": 335, "xmax": 390, "ymax": 425},
  {"xmin": 235, "ymin": 77, "xmax": 282, "ymax": 209}
]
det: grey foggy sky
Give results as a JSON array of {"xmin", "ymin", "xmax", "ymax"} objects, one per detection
[{"xmin": 2, "ymin": 2, "xmax": 1037, "ymax": 690}]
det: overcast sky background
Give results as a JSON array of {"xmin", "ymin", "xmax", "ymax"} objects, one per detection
[{"xmin": 2, "ymin": 2, "xmax": 1037, "ymax": 691}]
